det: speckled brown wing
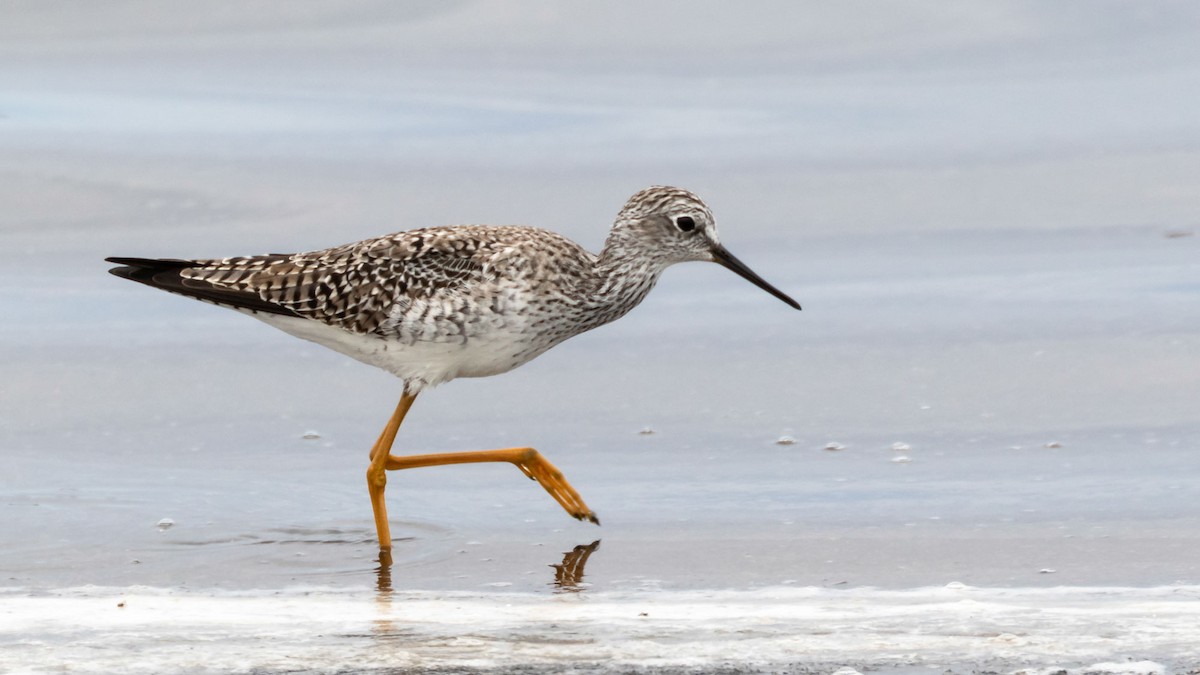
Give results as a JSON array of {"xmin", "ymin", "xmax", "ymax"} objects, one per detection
[{"xmin": 109, "ymin": 228, "xmax": 496, "ymax": 336}]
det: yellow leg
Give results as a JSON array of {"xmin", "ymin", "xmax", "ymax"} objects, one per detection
[
  {"xmin": 385, "ymin": 447, "xmax": 600, "ymax": 525},
  {"xmin": 366, "ymin": 391, "xmax": 418, "ymax": 564},
  {"xmin": 366, "ymin": 391, "xmax": 599, "ymax": 565}
]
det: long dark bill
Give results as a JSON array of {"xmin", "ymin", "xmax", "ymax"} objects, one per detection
[{"xmin": 710, "ymin": 245, "xmax": 801, "ymax": 310}]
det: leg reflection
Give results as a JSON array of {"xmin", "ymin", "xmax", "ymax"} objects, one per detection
[
  {"xmin": 375, "ymin": 551, "xmax": 393, "ymax": 594},
  {"xmin": 551, "ymin": 540, "xmax": 601, "ymax": 591},
  {"xmin": 373, "ymin": 538, "xmax": 600, "ymax": 593}
]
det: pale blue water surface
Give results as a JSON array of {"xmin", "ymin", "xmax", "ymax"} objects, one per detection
[{"xmin": 2, "ymin": 3, "xmax": 1200, "ymax": 673}]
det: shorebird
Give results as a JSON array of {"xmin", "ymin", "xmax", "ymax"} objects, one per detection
[{"xmin": 107, "ymin": 185, "xmax": 800, "ymax": 563}]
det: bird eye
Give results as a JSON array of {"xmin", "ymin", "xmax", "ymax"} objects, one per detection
[{"xmin": 675, "ymin": 216, "xmax": 696, "ymax": 232}]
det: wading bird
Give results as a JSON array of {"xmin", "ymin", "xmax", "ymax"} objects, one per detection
[{"xmin": 107, "ymin": 186, "xmax": 800, "ymax": 564}]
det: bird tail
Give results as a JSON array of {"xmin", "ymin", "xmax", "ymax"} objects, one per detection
[
  {"xmin": 106, "ymin": 257, "xmax": 194, "ymax": 285},
  {"xmin": 105, "ymin": 256, "xmax": 299, "ymax": 317}
]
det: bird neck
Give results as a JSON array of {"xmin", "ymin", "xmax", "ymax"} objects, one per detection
[{"xmin": 585, "ymin": 235, "xmax": 669, "ymax": 323}]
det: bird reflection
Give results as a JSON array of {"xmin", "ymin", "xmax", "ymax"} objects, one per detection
[
  {"xmin": 373, "ymin": 539, "xmax": 601, "ymax": 595},
  {"xmin": 551, "ymin": 539, "xmax": 601, "ymax": 592}
]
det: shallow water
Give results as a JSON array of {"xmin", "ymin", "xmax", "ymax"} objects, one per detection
[
  {"xmin": 4, "ymin": 218, "xmax": 1199, "ymax": 671},
  {"xmin": 4, "ymin": 4, "xmax": 1200, "ymax": 673}
]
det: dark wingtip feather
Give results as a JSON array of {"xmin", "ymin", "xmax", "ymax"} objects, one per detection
[
  {"xmin": 107, "ymin": 255, "xmax": 191, "ymax": 273},
  {"xmin": 105, "ymin": 256, "xmax": 300, "ymax": 318},
  {"xmin": 105, "ymin": 257, "xmax": 192, "ymax": 283}
]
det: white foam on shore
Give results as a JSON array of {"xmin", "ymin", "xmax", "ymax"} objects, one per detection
[{"xmin": 2, "ymin": 584, "xmax": 1197, "ymax": 673}]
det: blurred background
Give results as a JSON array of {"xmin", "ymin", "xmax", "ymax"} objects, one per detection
[
  {"xmin": 1, "ymin": 1, "xmax": 1198, "ymax": 591},
  {"xmin": 5, "ymin": 1, "xmax": 1200, "ymax": 235}
]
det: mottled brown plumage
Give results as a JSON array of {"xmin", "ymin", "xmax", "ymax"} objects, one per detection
[
  {"xmin": 109, "ymin": 185, "xmax": 798, "ymax": 391},
  {"xmin": 106, "ymin": 186, "xmax": 799, "ymax": 554}
]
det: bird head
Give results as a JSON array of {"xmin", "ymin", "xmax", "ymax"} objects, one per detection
[{"xmin": 609, "ymin": 185, "xmax": 801, "ymax": 310}]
